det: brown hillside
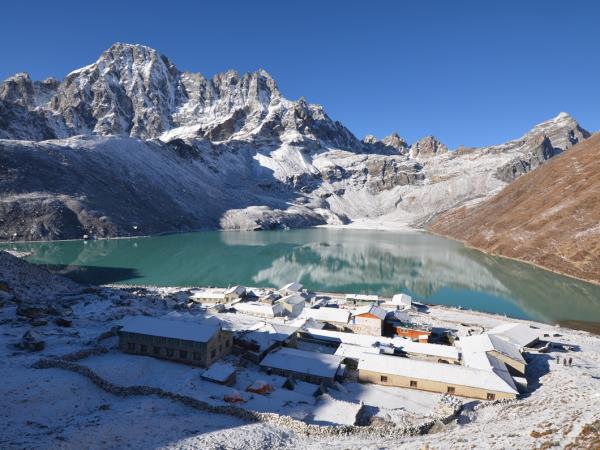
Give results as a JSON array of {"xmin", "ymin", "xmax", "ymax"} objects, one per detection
[{"xmin": 428, "ymin": 132, "xmax": 600, "ymax": 284}]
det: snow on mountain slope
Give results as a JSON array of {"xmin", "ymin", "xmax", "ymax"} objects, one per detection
[{"xmin": 0, "ymin": 43, "xmax": 591, "ymax": 240}]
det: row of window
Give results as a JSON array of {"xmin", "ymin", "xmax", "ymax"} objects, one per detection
[
  {"xmin": 127, "ymin": 342, "xmax": 205, "ymax": 361},
  {"xmin": 126, "ymin": 340, "xmax": 231, "ymax": 360},
  {"xmin": 378, "ymin": 376, "xmax": 496, "ymax": 400},
  {"xmin": 122, "ymin": 332, "xmax": 233, "ymax": 349}
]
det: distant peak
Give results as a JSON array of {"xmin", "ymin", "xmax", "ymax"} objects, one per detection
[
  {"xmin": 2, "ymin": 72, "xmax": 31, "ymax": 83},
  {"xmin": 382, "ymin": 132, "xmax": 408, "ymax": 150},
  {"xmin": 409, "ymin": 135, "xmax": 448, "ymax": 158},
  {"xmin": 256, "ymin": 68, "xmax": 274, "ymax": 79},
  {"xmin": 104, "ymin": 42, "xmax": 158, "ymax": 53},
  {"xmin": 363, "ymin": 134, "xmax": 378, "ymax": 144}
]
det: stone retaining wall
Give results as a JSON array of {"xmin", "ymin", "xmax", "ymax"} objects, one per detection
[{"xmin": 32, "ymin": 355, "xmax": 447, "ymax": 438}]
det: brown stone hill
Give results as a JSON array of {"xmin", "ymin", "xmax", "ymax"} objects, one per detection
[{"xmin": 428, "ymin": 132, "xmax": 600, "ymax": 284}]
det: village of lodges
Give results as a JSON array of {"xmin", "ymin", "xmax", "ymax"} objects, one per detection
[{"xmin": 118, "ymin": 282, "xmax": 541, "ymax": 403}]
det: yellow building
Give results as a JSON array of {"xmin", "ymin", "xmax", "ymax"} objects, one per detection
[{"xmin": 358, "ymin": 353, "xmax": 518, "ymax": 400}]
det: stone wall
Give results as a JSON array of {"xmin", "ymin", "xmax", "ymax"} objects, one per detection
[{"xmin": 31, "ymin": 352, "xmax": 462, "ymax": 438}]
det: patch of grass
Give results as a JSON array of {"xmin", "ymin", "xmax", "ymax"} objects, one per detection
[{"xmin": 531, "ymin": 428, "xmax": 556, "ymax": 438}]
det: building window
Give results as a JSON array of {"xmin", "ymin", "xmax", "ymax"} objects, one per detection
[
  {"xmin": 127, "ymin": 342, "xmax": 135, "ymax": 351},
  {"xmin": 487, "ymin": 393, "xmax": 496, "ymax": 401},
  {"xmin": 380, "ymin": 376, "xmax": 388, "ymax": 382},
  {"xmin": 140, "ymin": 344, "xmax": 147, "ymax": 353},
  {"xmin": 210, "ymin": 349, "xmax": 216, "ymax": 359},
  {"xmin": 447, "ymin": 386, "xmax": 455, "ymax": 394},
  {"xmin": 180, "ymin": 350, "xmax": 188, "ymax": 359},
  {"xmin": 153, "ymin": 346, "xmax": 160, "ymax": 355},
  {"xmin": 225, "ymin": 339, "xmax": 230, "ymax": 348},
  {"xmin": 410, "ymin": 380, "xmax": 418, "ymax": 387},
  {"xmin": 166, "ymin": 348, "xmax": 174, "ymax": 357},
  {"xmin": 219, "ymin": 345, "xmax": 222, "ymax": 352},
  {"xmin": 193, "ymin": 352, "xmax": 201, "ymax": 361}
]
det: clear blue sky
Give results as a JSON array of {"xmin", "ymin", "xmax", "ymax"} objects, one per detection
[{"xmin": 1, "ymin": 0, "xmax": 597, "ymax": 148}]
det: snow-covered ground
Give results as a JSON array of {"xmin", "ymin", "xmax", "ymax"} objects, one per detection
[{"xmin": 1, "ymin": 251, "xmax": 599, "ymax": 449}]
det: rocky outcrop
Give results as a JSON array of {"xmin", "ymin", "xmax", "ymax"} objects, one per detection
[
  {"xmin": 409, "ymin": 136, "xmax": 448, "ymax": 158},
  {"xmin": 495, "ymin": 136, "xmax": 559, "ymax": 182},
  {"xmin": 382, "ymin": 132, "xmax": 408, "ymax": 153}
]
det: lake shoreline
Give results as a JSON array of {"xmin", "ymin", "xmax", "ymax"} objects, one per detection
[
  {"xmin": 4, "ymin": 222, "xmax": 600, "ymax": 287},
  {"xmin": 3, "ymin": 228, "xmax": 600, "ymax": 330},
  {"xmin": 427, "ymin": 228, "xmax": 600, "ymax": 288}
]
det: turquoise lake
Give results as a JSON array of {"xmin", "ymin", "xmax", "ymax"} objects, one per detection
[{"xmin": 3, "ymin": 229, "xmax": 600, "ymax": 330}]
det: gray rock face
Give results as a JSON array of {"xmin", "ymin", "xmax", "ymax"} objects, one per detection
[
  {"xmin": 0, "ymin": 43, "xmax": 362, "ymax": 150},
  {"xmin": 495, "ymin": 136, "xmax": 558, "ymax": 182},
  {"xmin": 0, "ymin": 43, "xmax": 592, "ymax": 239}
]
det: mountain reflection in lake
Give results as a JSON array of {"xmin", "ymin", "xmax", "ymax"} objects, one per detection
[{"xmin": 3, "ymin": 229, "xmax": 600, "ymax": 327}]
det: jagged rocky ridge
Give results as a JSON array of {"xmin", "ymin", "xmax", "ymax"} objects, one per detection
[{"xmin": 0, "ymin": 43, "xmax": 591, "ymax": 240}]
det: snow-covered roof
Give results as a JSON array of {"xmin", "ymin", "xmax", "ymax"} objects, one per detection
[
  {"xmin": 391, "ymin": 293, "xmax": 412, "ymax": 307},
  {"xmin": 351, "ymin": 305, "xmax": 387, "ymax": 320},
  {"xmin": 459, "ymin": 334, "xmax": 525, "ymax": 364},
  {"xmin": 281, "ymin": 282, "xmax": 303, "ymax": 292},
  {"xmin": 305, "ymin": 307, "xmax": 350, "ymax": 324},
  {"xmin": 358, "ymin": 354, "xmax": 518, "ymax": 395},
  {"xmin": 461, "ymin": 352, "xmax": 518, "ymax": 392},
  {"xmin": 334, "ymin": 343, "xmax": 382, "ymax": 359},
  {"xmin": 119, "ymin": 316, "xmax": 221, "ymax": 343},
  {"xmin": 191, "ymin": 289, "xmax": 226, "ymax": 300},
  {"xmin": 260, "ymin": 347, "xmax": 343, "ymax": 379},
  {"xmin": 488, "ymin": 323, "xmax": 539, "ymax": 349},
  {"xmin": 395, "ymin": 338, "xmax": 460, "ymax": 360},
  {"xmin": 233, "ymin": 302, "xmax": 283, "ymax": 317},
  {"xmin": 237, "ymin": 323, "xmax": 298, "ymax": 352},
  {"xmin": 224, "ymin": 285, "xmax": 246, "ymax": 296},
  {"xmin": 278, "ymin": 293, "xmax": 305, "ymax": 305},
  {"xmin": 201, "ymin": 361, "xmax": 237, "ymax": 383},
  {"xmin": 387, "ymin": 310, "xmax": 412, "ymax": 324},
  {"xmin": 345, "ymin": 294, "xmax": 379, "ymax": 302}
]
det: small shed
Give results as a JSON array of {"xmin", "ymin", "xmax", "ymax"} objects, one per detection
[
  {"xmin": 201, "ymin": 361, "xmax": 237, "ymax": 385},
  {"xmin": 390, "ymin": 293, "xmax": 412, "ymax": 309}
]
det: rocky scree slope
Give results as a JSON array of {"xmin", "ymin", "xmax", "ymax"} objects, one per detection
[
  {"xmin": 0, "ymin": 43, "xmax": 591, "ymax": 240},
  {"xmin": 428, "ymin": 133, "xmax": 600, "ymax": 285}
]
